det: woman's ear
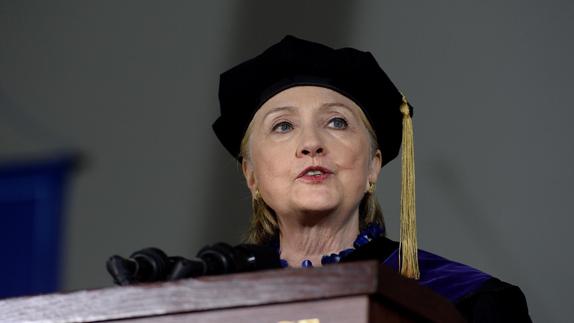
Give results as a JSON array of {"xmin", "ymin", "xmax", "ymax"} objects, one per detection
[
  {"xmin": 242, "ymin": 158, "xmax": 257, "ymax": 195},
  {"xmin": 368, "ymin": 149, "xmax": 383, "ymax": 183}
]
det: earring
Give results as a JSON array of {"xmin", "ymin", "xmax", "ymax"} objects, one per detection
[
  {"xmin": 368, "ymin": 182, "xmax": 376, "ymax": 194},
  {"xmin": 254, "ymin": 189, "xmax": 262, "ymax": 200}
]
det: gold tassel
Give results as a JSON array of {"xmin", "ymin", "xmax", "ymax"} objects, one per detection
[{"xmin": 399, "ymin": 95, "xmax": 420, "ymax": 280}]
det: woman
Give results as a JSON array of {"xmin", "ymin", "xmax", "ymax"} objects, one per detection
[{"xmin": 213, "ymin": 35, "xmax": 531, "ymax": 322}]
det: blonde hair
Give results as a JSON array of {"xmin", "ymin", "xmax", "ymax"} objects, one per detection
[{"xmin": 240, "ymin": 106, "xmax": 385, "ymax": 244}]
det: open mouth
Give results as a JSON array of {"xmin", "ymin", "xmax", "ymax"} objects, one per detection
[
  {"xmin": 297, "ymin": 166, "xmax": 333, "ymax": 182},
  {"xmin": 305, "ymin": 170, "xmax": 325, "ymax": 176}
]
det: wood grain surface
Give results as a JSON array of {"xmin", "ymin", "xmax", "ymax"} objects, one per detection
[
  {"xmin": 0, "ymin": 261, "xmax": 379, "ymax": 322},
  {"xmin": 111, "ymin": 296, "xmax": 371, "ymax": 323},
  {"xmin": 0, "ymin": 261, "xmax": 465, "ymax": 323}
]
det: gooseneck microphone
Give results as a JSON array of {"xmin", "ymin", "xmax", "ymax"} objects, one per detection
[
  {"xmin": 106, "ymin": 247, "xmax": 171, "ymax": 285},
  {"xmin": 106, "ymin": 243, "xmax": 280, "ymax": 286}
]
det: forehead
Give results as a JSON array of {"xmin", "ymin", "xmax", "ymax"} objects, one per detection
[{"xmin": 254, "ymin": 86, "xmax": 363, "ymax": 119}]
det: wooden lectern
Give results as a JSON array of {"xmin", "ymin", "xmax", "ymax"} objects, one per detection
[{"xmin": 0, "ymin": 261, "xmax": 465, "ymax": 322}]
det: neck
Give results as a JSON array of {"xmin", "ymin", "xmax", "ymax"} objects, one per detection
[{"xmin": 278, "ymin": 209, "xmax": 359, "ymax": 267}]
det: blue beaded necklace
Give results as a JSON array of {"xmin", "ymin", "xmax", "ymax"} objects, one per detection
[{"xmin": 278, "ymin": 223, "xmax": 384, "ymax": 268}]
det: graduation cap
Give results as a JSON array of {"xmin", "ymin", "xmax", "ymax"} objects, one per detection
[{"xmin": 213, "ymin": 35, "xmax": 419, "ymax": 279}]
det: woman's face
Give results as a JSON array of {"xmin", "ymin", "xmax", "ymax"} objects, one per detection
[{"xmin": 242, "ymin": 86, "xmax": 382, "ymax": 221}]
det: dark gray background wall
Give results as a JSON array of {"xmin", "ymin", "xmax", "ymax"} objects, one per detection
[{"xmin": 1, "ymin": 1, "xmax": 572, "ymax": 322}]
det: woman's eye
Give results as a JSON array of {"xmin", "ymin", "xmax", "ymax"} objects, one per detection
[
  {"xmin": 272, "ymin": 121, "xmax": 293, "ymax": 133},
  {"xmin": 327, "ymin": 117, "xmax": 348, "ymax": 129}
]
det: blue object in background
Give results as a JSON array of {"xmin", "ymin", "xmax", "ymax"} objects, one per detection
[{"xmin": 0, "ymin": 155, "xmax": 76, "ymax": 299}]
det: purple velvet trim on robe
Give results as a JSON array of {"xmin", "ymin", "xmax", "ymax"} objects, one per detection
[{"xmin": 383, "ymin": 249, "xmax": 492, "ymax": 302}]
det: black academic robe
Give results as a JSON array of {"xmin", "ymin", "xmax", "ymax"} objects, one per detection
[{"xmin": 341, "ymin": 237, "xmax": 532, "ymax": 323}]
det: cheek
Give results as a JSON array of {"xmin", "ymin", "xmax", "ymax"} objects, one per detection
[
  {"xmin": 333, "ymin": 136, "xmax": 371, "ymax": 171},
  {"xmin": 331, "ymin": 137, "xmax": 372, "ymax": 192},
  {"xmin": 251, "ymin": 141, "xmax": 294, "ymax": 187}
]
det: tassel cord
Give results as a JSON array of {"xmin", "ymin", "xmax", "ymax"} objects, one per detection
[{"xmin": 399, "ymin": 96, "xmax": 420, "ymax": 280}]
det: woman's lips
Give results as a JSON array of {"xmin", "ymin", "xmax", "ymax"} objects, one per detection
[{"xmin": 296, "ymin": 166, "xmax": 334, "ymax": 183}]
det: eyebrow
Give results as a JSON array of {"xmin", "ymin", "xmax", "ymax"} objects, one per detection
[
  {"xmin": 319, "ymin": 102, "xmax": 355, "ymax": 114},
  {"xmin": 261, "ymin": 102, "xmax": 356, "ymax": 121},
  {"xmin": 262, "ymin": 106, "xmax": 296, "ymax": 121}
]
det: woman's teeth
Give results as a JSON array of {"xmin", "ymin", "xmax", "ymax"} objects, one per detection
[{"xmin": 307, "ymin": 170, "xmax": 323, "ymax": 176}]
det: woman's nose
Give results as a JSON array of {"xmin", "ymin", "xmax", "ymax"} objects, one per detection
[{"xmin": 297, "ymin": 129, "xmax": 325, "ymax": 157}]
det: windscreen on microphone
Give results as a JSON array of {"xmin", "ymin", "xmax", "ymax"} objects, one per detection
[
  {"xmin": 129, "ymin": 247, "xmax": 170, "ymax": 282},
  {"xmin": 106, "ymin": 255, "xmax": 136, "ymax": 286},
  {"xmin": 196, "ymin": 243, "xmax": 281, "ymax": 275},
  {"xmin": 106, "ymin": 247, "xmax": 170, "ymax": 286},
  {"xmin": 232, "ymin": 243, "xmax": 282, "ymax": 272},
  {"xmin": 106, "ymin": 243, "xmax": 281, "ymax": 286}
]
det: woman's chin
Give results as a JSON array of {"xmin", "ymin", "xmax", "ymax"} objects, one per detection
[{"xmin": 291, "ymin": 193, "xmax": 339, "ymax": 214}]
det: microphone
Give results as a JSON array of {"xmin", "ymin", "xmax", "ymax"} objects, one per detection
[
  {"xmin": 106, "ymin": 247, "xmax": 170, "ymax": 286},
  {"xmin": 106, "ymin": 243, "xmax": 281, "ymax": 286},
  {"xmin": 196, "ymin": 242, "xmax": 281, "ymax": 275}
]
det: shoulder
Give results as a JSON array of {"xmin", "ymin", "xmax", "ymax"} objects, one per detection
[
  {"xmin": 342, "ymin": 237, "xmax": 531, "ymax": 322},
  {"xmin": 456, "ymin": 278, "xmax": 532, "ymax": 323}
]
